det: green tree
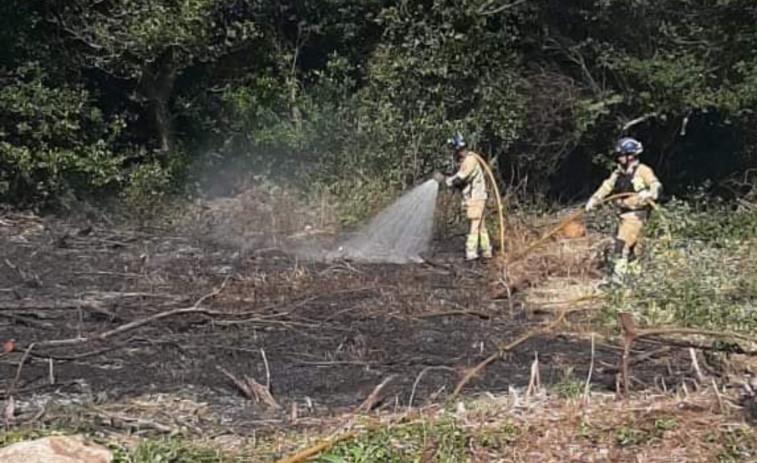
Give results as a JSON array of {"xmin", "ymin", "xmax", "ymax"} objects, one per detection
[{"xmin": 44, "ymin": 0, "xmax": 260, "ymax": 153}]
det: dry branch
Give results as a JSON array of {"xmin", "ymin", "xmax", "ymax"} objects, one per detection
[
  {"xmin": 478, "ymin": 0, "xmax": 530, "ymax": 15},
  {"xmin": 507, "ymin": 193, "xmax": 636, "ymax": 264},
  {"xmin": 408, "ymin": 366, "xmax": 456, "ymax": 410},
  {"xmin": 355, "ymin": 375, "xmax": 396, "ymax": 413},
  {"xmin": 10, "ymin": 342, "xmax": 35, "ymax": 394},
  {"xmin": 583, "ymin": 333, "xmax": 595, "ymax": 402},
  {"xmin": 452, "ymin": 304, "xmax": 594, "ymax": 397},
  {"xmin": 4, "ymin": 342, "xmax": 35, "ymax": 427},
  {"xmin": 617, "ymin": 312, "xmax": 757, "ymax": 397},
  {"xmin": 274, "ymin": 375, "xmax": 399, "ymax": 463},
  {"xmin": 32, "ymin": 278, "xmax": 230, "ymax": 348},
  {"xmin": 217, "ymin": 366, "xmax": 281, "ymax": 410},
  {"xmin": 88, "ymin": 408, "xmax": 175, "ymax": 433},
  {"xmin": 274, "ymin": 433, "xmax": 357, "ymax": 463}
]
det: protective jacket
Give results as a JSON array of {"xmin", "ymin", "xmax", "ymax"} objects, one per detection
[
  {"xmin": 590, "ymin": 162, "xmax": 662, "ymax": 215},
  {"xmin": 449, "ymin": 152, "xmax": 487, "ymax": 204}
]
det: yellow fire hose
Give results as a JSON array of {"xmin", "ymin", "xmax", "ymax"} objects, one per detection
[{"xmin": 459, "ymin": 153, "xmax": 671, "ymax": 264}]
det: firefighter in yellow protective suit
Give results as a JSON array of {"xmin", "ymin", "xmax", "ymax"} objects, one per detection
[
  {"xmin": 443, "ymin": 133, "xmax": 493, "ymax": 261},
  {"xmin": 585, "ymin": 137, "xmax": 662, "ymax": 280}
]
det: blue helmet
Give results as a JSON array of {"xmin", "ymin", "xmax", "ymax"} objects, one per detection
[
  {"xmin": 615, "ymin": 137, "xmax": 643, "ymax": 156},
  {"xmin": 446, "ymin": 132, "xmax": 466, "ymax": 150}
]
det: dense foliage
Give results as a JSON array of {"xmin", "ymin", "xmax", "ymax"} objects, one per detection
[{"xmin": 1, "ymin": 0, "xmax": 756, "ymax": 208}]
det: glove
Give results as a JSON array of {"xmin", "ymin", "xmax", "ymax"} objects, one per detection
[
  {"xmin": 585, "ymin": 198, "xmax": 597, "ymax": 212},
  {"xmin": 637, "ymin": 190, "xmax": 653, "ymax": 202},
  {"xmin": 445, "ymin": 176, "xmax": 455, "ymax": 188}
]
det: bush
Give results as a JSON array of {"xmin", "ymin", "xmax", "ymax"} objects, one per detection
[
  {"xmin": 0, "ymin": 65, "xmax": 127, "ymax": 207},
  {"xmin": 603, "ymin": 198, "xmax": 757, "ymax": 334}
]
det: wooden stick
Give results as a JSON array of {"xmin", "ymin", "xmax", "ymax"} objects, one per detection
[
  {"xmin": 583, "ymin": 333, "xmax": 595, "ymax": 402},
  {"xmin": 4, "ymin": 342, "xmax": 35, "ymax": 427},
  {"xmin": 689, "ymin": 348, "xmax": 706, "ymax": 383},
  {"xmin": 451, "ymin": 305, "xmax": 592, "ymax": 397},
  {"xmin": 634, "ymin": 327, "xmax": 757, "ymax": 345},
  {"xmin": 274, "ymin": 433, "xmax": 356, "ymax": 463},
  {"xmin": 10, "ymin": 342, "xmax": 35, "ymax": 394},
  {"xmin": 355, "ymin": 375, "xmax": 396, "ymax": 414},
  {"xmin": 407, "ymin": 366, "xmax": 456, "ymax": 411},
  {"xmin": 618, "ymin": 313, "xmax": 636, "ymax": 398},
  {"xmin": 34, "ymin": 278, "xmax": 230, "ymax": 348},
  {"xmin": 273, "ymin": 375, "xmax": 397, "ymax": 463}
]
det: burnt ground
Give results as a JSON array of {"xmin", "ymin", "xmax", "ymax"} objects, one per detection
[{"xmin": 0, "ymin": 213, "xmax": 696, "ymax": 432}]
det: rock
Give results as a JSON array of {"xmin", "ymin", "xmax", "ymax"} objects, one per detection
[{"xmin": 0, "ymin": 435, "xmax": 112, "ymax": 463}]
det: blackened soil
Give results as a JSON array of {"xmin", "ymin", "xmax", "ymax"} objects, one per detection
[{"xmin": 0, "ymin": 216, "xmax": 691, "ymax": 429}]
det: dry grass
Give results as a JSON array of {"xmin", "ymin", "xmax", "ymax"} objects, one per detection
[
  {"xmin": 77, "ymin": 386, "xmax": 753, "ymax": 462},
  {"xmin": 484, "ymin": 208, "xmax": 609, "ymax": 305},
  {"xmin": 455, "ymin": 388, "xmax": 753, "ymax": 462}
]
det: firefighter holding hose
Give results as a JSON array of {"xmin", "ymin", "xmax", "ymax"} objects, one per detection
[
  {"xmin": 435, "ymin": 132, "xmax": 493, "ymax": 261},
  {"xmin": 585, "ymin": 137, "xmax": 663, "ymax": 281}
]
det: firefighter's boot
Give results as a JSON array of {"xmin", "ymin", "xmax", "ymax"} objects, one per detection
[
  {"xmin": 466, "ymin": 234, "xmax": 480, "ymax": 261},
  {"xmin": 612, "ymin": 257, "xmax": 630, "ymax": 285},
  {"xmin": 480, "ymin": 231, "xmax": 493, "ymax": 259}
]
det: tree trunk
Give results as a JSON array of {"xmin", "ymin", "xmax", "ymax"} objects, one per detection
[
  {"xmin": 151, "ymin": 99, "xmax": 172, "ymax": 153},
  {"xmin": 141, "ymin": 49, "xmax": 177, "ymax": 153}
]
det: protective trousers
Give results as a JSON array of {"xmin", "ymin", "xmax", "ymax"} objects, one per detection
[
  {"xmin": 465, "ymin": 199, "xmax": 492, "ymax": 260},
  {"xmin": 613, "ymin": 213, "xmax": 645, "ymax": 277}
]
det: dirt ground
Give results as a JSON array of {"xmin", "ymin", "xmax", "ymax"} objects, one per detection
[{"xmin": 0, "ymin": 211, "xmax": 701, "ymax": 434}]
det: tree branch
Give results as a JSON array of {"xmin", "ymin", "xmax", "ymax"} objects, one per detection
[
  {"xmin": 621, "ymin": 112, "xmax": 659, "ymax": 132},
  {"xmin": 478, "ymin": 0, "xmax": 530, "ymax": 15}
]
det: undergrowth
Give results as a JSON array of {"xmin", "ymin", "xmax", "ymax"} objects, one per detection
[
  {"xmin": 602, "ymin": 198, "xmax": 757, "ymax": 334},
  {"xmin": 111, "ymin": 439, "xmax": 228, "ymax": 463},
  {"xmin": 3, "ymin": 403, "xmax": 757, "ymax": 462},
  {"xmin": 315, "ymin": 421, "xmax": 469, "ymax": 463}
]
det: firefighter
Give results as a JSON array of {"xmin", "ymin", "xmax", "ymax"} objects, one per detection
[
  {"xmin": 585, "ymin": 137, "xmax": 663, "ymax": 280},
  {"xmin": 442, "ymin": 133, "xmax": 493, "ymax": 261}
]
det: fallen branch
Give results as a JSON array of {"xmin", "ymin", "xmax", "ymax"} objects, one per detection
[
  {"xmin": 88, "ymin": 408, "xmax": 174, "ymax": 433},
  {"xmin": 0, "ymin": 312, "xmax": 55, "ymax": 329},
  {"xmin": 415, "ymin": 310, "xmax": 493, "ymax": 320},
  {"xmin": 634, "ymin": 327, "xmax": 757, "ymax": 345},
  {"xmin": 0, "ymin": 381, "xmax": 80, "ymax": 399},
  {"xmin": 408, "ymin": 366, "xmax": 456, "ymax": 410},
  {"xmin": 452, "ymin": 305, "xmax": 593, "ymax": 397},
  {"xmin": 0, "ymin": 300, "xmax": 104, "ymax": 311},
  {"xmin": 619, "ymin": 313, "xmax": 635, "ymax": 397},
  {"xmin": 29, "ymin": 346, "xmax": 123, "ymax": 362},
  {"xmin": 525, "ymin": 353, "xmax": 540, "ymax": 397},
  {"xmin": 212, "ymin": 318, "xmax": 325, "ymax": 330},
  {"xmin": 10, "ymin": 342, "xmax": 35, "ymax": 394},
  {"xmin": 355, "ymin": 375, "xmax": 396, "ymax": 414},
  {"xmin": 5, "ymin": 342, "xmax": 35, "ymax": 427},
  {"xmin": 33, "ymin": 278, "xmax": 230, "ymax": 348},
  {"xmin": 217, "ymin": 366, "xmax": 281, "ymax": 410},
  {"xmin": 583, "ymin": 333, "xmax": 595, "ymax": 402},
  {"xmin": 690, "ymin": 348, "xmax": 706, "ymax": 383},
  {"xmin": 616, "ymin": 313, "xmax": 757, "ymax": 397},
  {"xmin": 274, "ymin": 375, "xmax": 397, "ymax": 463},
  {"xmin": 274, "ymin": 433, "xmax": 357, "ymax": 463}
]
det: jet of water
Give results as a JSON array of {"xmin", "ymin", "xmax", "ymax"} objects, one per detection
[{"xmin": 328, "ymin": 179, "xmax": 439, "ymax": 264}]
